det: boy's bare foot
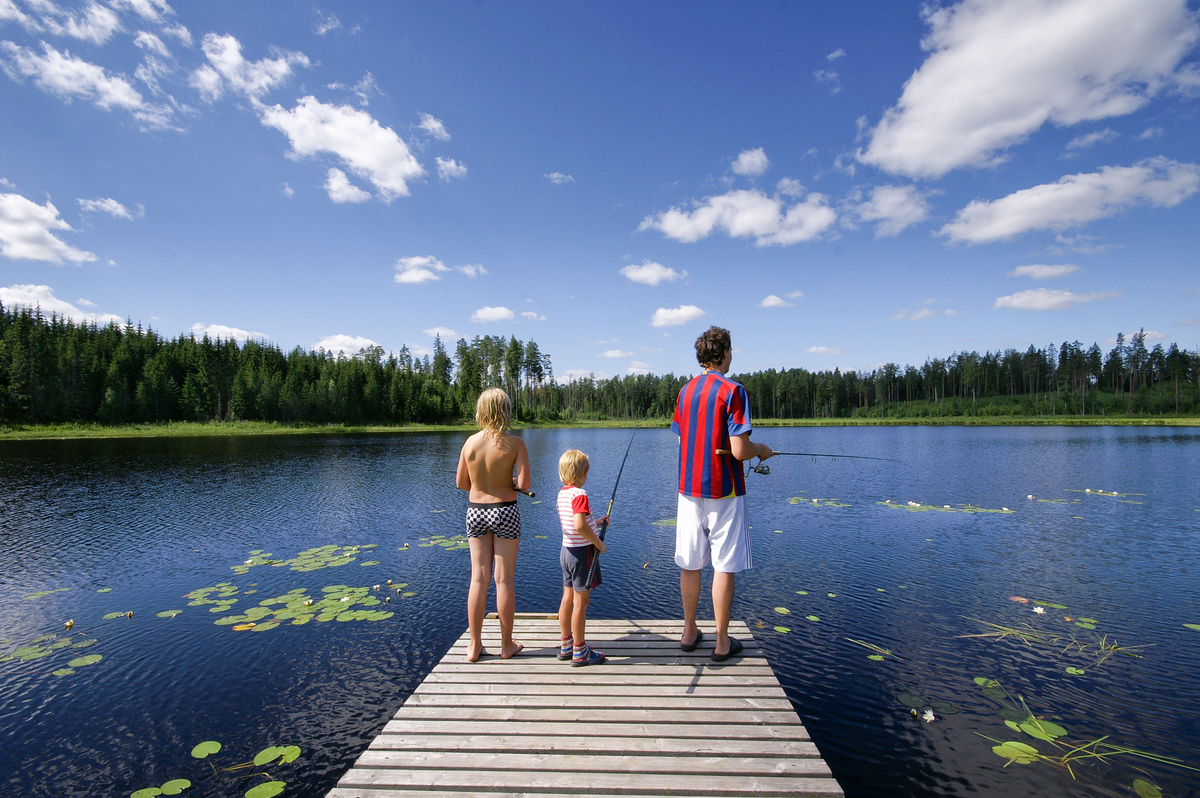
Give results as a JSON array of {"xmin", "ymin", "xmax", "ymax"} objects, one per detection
[
  {"xmin": 500, "ymin": 640, "xmax": 524, "ymax": 659},
  {"xmin": 466, "ymin": 641, "xmax": 485, "ymax": 662}
]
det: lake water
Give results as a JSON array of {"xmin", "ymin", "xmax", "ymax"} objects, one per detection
[{"xmin": 1, "ymin": 426, "xmax": 1199, "ymax": 797}]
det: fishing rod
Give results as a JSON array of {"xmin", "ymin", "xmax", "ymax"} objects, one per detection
[
  {"xmin": 584, "ymin": 424, "xmax": 639, "ymax": 586},
  {"xmin": 715, "ymin": 448, "xmax": 900, "ymax": 476}
]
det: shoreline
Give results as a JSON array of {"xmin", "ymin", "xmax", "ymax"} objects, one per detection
[{"xmin": 3, "ymin": 415, "xmax": 1199, "ymax": 441}]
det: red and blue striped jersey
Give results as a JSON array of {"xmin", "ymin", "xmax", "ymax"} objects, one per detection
[{"xmin": 671, "ymin": 371, "xmax": 752, "ymax": 498}]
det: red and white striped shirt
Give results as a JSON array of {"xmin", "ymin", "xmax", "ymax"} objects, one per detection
[{"xmin": 557, "ymin": 485, "xmax": 597, "ymax": 547}]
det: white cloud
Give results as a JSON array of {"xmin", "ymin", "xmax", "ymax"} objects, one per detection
[
  {"xmin": 1, "ymin": 41, "xmax": 174, "ymax": 129},
  {"xmin": 827, "ymin": 48, "xmax": 846, "ymax": 60},
  {"xmin": 994, "ymin": 288, "xmax": 1120, "ymax": 311},
  {"xmin": 1010, "ymin": 264, "xmax": 1081, "ymax": 280},
  {"xmin": 941, "ymin": 158, "xmax": 1200, "ymax": 244},
  {"xmin": 418, "ymin": 112, "xmax": 450, "ymax": 141},
  {"xmin": 760, "ymin": 295, "xmax": 793, "ymax": 308},
  {"xmin": 423, "ymin": 326, "xmax": 457, "ymax": 339},
  {"xmin": 394, "ymin": 255, "xmax": 448, "ymax": 284},
  {"xmin": 0, "ymin": 283, "xmax": 121, "ymax": 324},
  {"xmin": 1139, "ymin": 127, "xmax": 1164, "ymax": 140},
  {"xmin": 628, "ymin": 361, "xmax": 653, "ymax": 375},
  {"xmin": 192, "ymin": 322, "xmax": 269, "ymax": 342},
  {"xmin": 600, "ymin": 349, "xmax": 635, "ymax": 358},
  {"xmin": 620, "ymin": 260, "xmax": 686, "ymax": 286},
  {"xmin": 191, "ymin": 33, "xmax": 308, "ymax": 103},
  {"xmin": 78, "ymin": 197, "xmax": 138, "ymax": 218},
  {"xmin": 813, "ymin": 69, "xmax": 841, "ymax": 94},
  {"xmin": 561, "ymin": 369, "xmax": 607, "ymax": 383},
  {"xmin": 262, "ymin": 96, "xmax": 426, "ymax": 202},
  {"xmin": 1064, "ymin": 128, "xmax": 1119, "ymax": 155},
  {"xmin": 520, "ymin": 311, "xmax": 545, "ymax": 321},
  {"xmin": 731, "ymin": 147, "xmax": 770, "ymax": 177},
  {"xmin": 76, "ymin": 297, "xmax": 96, "ymax": 307},
  {"xmin": 855, "ymin": 184, "xmax": 931, "ymax": 237},
  {"xmin": 111, "ymin": 0, "xmax": 176, "ymax": 25},
  {"xmin": 545, "ymin": 171, "xmax": 575, "ymax": 184},
  {"xmin": 776, "ymin": 178, "xmax": 805, "ymax": 197},
  {"xmin": 650, "ymin": 304, "xmax": 706, "ymax": 327},
  {"xmin": 314, "ymin": 10, "xmax": 342, "ymax": 35},
  {"xmin": 0, "ymin": 192, "xmax": 96, "ymax": 263},
  {"xmin": 786, "ymin": 290, "xmax": 805, "ymax": 300},
  {"xmin": 859, "ymin": 0, "xmax": 1200, "ymax": 178},
  {"xmin": 133, "ymin": 31, "xmax": 170, "ymax": 58},
  {"xmin": 471, "ymin": 306, "xmax": 515, "ymax": 323},
  {"xmin": 805, "ymin": 346, "xmax": 845, "ymax": 355},
  {"xmin": 36, "ymin": 1, "xmax": 122, "ymax": 45},
  {"xmin": 436, "ymin": 157, "xmax": 467, "ymax": 181},
  {"xmin": 314, "ymin": 333, "xmax": 379, "ymax": 355},
  {"xmin": 329, "ymin": 72, "xmax": 381, "ymax": 106},
  {"xmin": 324, "ymin": 168, "xmax": 370, "ymax": 203},
  {"xmin": 639, "ymin": 188, "xmax": 837, "ymax": 246},
  {"xmin": 457, "ymin": 263, "xmax": 486, "ymax": 278},
  {"xmin": 892, "ymin": 308, "xmax": 936, "ymax": 321}
]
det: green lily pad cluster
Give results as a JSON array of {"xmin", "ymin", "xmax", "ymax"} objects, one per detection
[
  {"xmin": 186, "ymin": 583, "xmax": 241, "ymax": 613},
  {"xmin": 2, "ymin": 632, "xmax": 101, "ymax": 676},
  {"xmin": 417, "ymin": 534, "xmax": 469, "ymax": 551},
  {"xmin": 22, "ymin": 587, "xmax": 72, "ymax": 601},
  {"xmin": 130, "ymin": 778, "xmax": 191, "ymax": 797},
  {"xmin": 789, "ymin": 496, "xmax": 851, "ymax": 508},
  {"xmin": 182, "ymin": 739, "xmax": 300, "ymax": 798},
  {"xmin": 879, "ymin": 500, "xmax": 1014, "ymax": 514},
  {"xmin": 212, "ymin": 585, "xmax": 394, "ymax": 630},
  {"xmin": 231, "ymin": 543, "xmax": 379, "ymax": 575}
]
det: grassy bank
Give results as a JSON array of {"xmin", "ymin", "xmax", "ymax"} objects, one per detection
[{"xmin": 3, "ymin": 415, "xmax": 1199, "ymax": 440}]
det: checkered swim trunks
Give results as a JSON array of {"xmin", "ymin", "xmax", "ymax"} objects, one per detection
[{"xmin": 465, "ymin": 500, "xmax": 521, "ymax": 539}]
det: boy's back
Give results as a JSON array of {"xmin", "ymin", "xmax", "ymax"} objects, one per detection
[{"xmin": 460, "ymin": 430, "xmax": 527, "ymax": 503}]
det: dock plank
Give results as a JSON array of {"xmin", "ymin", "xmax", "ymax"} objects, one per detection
[{"xmin": 326, "ymin": 618, "xmax": 842, "ymax": 797}]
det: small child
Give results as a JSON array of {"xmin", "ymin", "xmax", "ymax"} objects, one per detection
[
  {"xmin": 556, "ymin": 449, "xmax": 609, "ymax": 667},
  {"xmin": 456, "ymin": 388, "xmax": 531, "ymax": 663}
]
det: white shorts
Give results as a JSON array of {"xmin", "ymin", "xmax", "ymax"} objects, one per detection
[{"xmin": 674, "ymin": 493, "xmax": 753, "ymax": 573}]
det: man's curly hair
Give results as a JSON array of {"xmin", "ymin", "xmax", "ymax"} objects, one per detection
[{"xmin": 694, "ymin": 326, "xmax": 731, "ymax": 369}]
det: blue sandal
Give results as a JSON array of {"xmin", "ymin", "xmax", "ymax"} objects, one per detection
[{"xmin": 571, "ymin": 645, "xmax": 606, "ymax": 667}]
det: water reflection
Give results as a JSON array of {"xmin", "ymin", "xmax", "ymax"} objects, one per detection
[{"xmin": 1, "ymin": 427, "xmax": 1198, "ymax": 797}]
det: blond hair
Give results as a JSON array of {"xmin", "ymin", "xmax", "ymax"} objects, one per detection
[
  {"xmin": 475, "ymin": 388, "xmax": 511, "ymax": 439},
  {"xmin": 558, "ymin": 449, "xmax": 589, "ymax": 485}
]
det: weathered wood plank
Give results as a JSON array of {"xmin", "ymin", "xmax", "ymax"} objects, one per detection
[{"xmin": 326, "ymin": 619, "xmax": 842, "ymax": 797}]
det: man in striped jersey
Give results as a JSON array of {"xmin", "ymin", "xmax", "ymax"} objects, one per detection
[{"xmin": 672, "ymin": 326, "xmax": 773, "ymax": 662}]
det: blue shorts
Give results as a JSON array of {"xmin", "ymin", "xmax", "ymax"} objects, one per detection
[{"xmin": 561, "ymin": 545, "xmax": 601, "ymax": 591}]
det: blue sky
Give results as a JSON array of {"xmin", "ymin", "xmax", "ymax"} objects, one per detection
[{"xmin": 3, "ymin": 0, "xmax": 1199, "ymax": 381}]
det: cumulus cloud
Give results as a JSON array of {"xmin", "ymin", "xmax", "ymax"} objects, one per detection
[
  {"xmin": 35, "ymin": 1, "xmax": 121, "ymax": 45},
  {"xmin": 314, "ymin": 333, "xmax": 379, "ymax": 355},
  {"xmin": 0, "ymin": 192, "xmax": 96, "ymax": 263},
  {"xmin": 600, "ymin": 349, "xmax": 635, "ymax": 358},
  {"xmin": 324, "ymin": 168, "xmax": 371, "ymax": 203},
  {"xmin": 436, "ymin": 157, "xmax": 467, "ymax": 181},
  {"xmin": 262, "ymin": 96, "xmax": 426, "ymax": 202},
  {"xmin": 457, "ymin": 263, "xmax": 486, "ymax": 278},
  {"xmin": 854, "ymin": 184, "xmax": 931, "ymax": 237},
  {"xmin": 859, "ymin": 0, "xmax": 1200, "ymax": 178},
  {"xmin": 940, "ymin": 158, "xmax": 1200, "ymax": 244},
  {"xmin": 394, "ymin": 255, "xmax": 448, "ymax": 284},
  {"xmin": 328, "ymin": 72, "xmax": 381, "ymax": 106},
  {"xmin": 1, "ymin": 41, "xmax": 174, "ymax": 129},
  {"xmin": 650, "ymin": 304, "xmax": 706, "ymax": 327},
  {"xmin": 994, "ymin": 288, "xmax": 1120, "ymax": 311},
  {"xmin": 423, "ymin": 326, "xmax": 457, "ymax": 339},
  {"xmin": 192, "ymin": 322, "xmax": 269, "ymax": 342},
  {"xmin": 639, "ymin": 188, "xmax": 837, "ymax": 246},
  {"xmin": 731, "ymin": 147, "xmax": 769, "ymax": 177},
  {"xmin": 0, "ymin": 283, "xmax": 121, "ymax": 324},
  {"xmin": 1010, "ymin": 264, "xmax": 1081, "ymax": 280},
  {"xmin": 417, "ymin": 112, "xmax": 450, "ymax": 141},
  {"xmin": 190, "ymin": 33, "xmax": 308, "ymax": 103},
  {"xmin": 520, "ymin": 311, "xmax": 545, "ymax": 321},
  {"xmin": 805, "ymin": 346, "xmax": 845, "ymax": 355},
  {"xmin": 760, "ymin": 295, "xmax": 793, "ymax": 308},
  {"xmin": 620, "ymin": 260, "xmax": 687, "ymax": 286},
  {"xmin": 471, "ymin": 306, "xmax": 515, "ymax": 323}
]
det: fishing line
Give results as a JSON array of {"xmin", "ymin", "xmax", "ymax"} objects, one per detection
[{"xmin": 584, "ymin": 424, "xmax": 639, "ymax": 586}]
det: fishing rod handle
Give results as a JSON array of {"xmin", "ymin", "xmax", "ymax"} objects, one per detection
[{"xmin": 516, "ymin": 488, "xmax": 536, "ymax": 499}]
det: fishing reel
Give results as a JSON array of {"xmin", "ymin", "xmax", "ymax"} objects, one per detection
[{"xmin": 746, "ymin": 459, "xmax": 770, "ymax": 476}]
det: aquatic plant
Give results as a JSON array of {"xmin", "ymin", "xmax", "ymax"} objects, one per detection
[
  {"xmin": 961, "ymin": 618, "xmax": 1149, "ymax": 670},
  {"xmin": 845, "ymin": 638, "xmax": 901, "ymax": 661}
]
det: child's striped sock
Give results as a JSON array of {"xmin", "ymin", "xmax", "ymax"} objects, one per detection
[
  {"xmin": 571, "ymin": 644, "xmax": 605, "ymax": 667},
  {"xmin": 558, "ymin": 636, "xmax": 573, "ymax": 661}
]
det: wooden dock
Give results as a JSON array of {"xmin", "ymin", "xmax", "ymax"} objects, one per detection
[{"xmin": 326, "ymin": 617, "xmax": 843, "ymax": 797}]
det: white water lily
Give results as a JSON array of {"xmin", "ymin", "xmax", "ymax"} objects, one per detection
[
  {"xmin": 922, "ymin": 709, "xmax": 935, "ymax": 723},
  {"xmin": 1033, "ymin": 606, "xmax": 1045, "ymax": 614}
]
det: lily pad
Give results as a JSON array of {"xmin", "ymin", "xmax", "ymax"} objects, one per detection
[
  {"xmin": 67, "ymin": 654, "xmax": 102, "ymax": 667},
  {"xmin": 806, "ymin": 615, "xmax": 820, "ymax": 622},
  {"xmin": 897, "ymin": 693, "xmax": 926, "ymax": 708},
  {"xmin": 102, "ymin": 612, "xmax": 127, "ymax": 620},
  {"xmin": 867, "ymin": 654, "xmax": 884, "ymax": 661},
  {"xmin": 1032, "ymin": 601, "xmax": 1068, "ymax": 610},
  {"xmin": 992, "ymin": 740, "xmax": 1040, "ymax": 765},
  {"xmin": 1065, "ymin": 666, "xmax": 1085, "ymax": 676},
  {"xmin": 156, "ymin": 610, "xmax": 183, "ymax": 618},
  {"xmin": 1182, "ymin": 624, "xmax": 1200, "ymax": 632},
  {"xmin": 191, "ymin": 740, "xmax": 221, "ymax": 759},
  {"xmin": 773, "ymin": 607, "xmax": 790, "ymax": 615},
  {"xmin": 774, "ymin": 626, "xmax": 791, "ymax": 634},
  {"xmin": 244, "ymin": 781, "xmax": 286, "ymax": 798},
  {"xmin": 929, "ymin": 700, "xmax": 959, "ymax": 715},
  {"xmin": 52, "ymin": 668, "xmax": 76, "ymax": 676},
  {"xmin": 1133, "ymin": 778, "xmax": 1163, "ymax": 798},
  {"xmin": 131, "ymin": 789, "xmax": 162, "ymax": 798},
  {"xmin": 160, "ymin": 779, "xmax": 191, "ymax": 795},
  {"xmin": 1019, "ymin": 718, "xmax": 1067, "ymax": 741}
]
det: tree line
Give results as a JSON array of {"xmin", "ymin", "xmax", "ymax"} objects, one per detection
[{"xmin": 2, "ymin": 302, "xmax": 1198, "ymax": 427}]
